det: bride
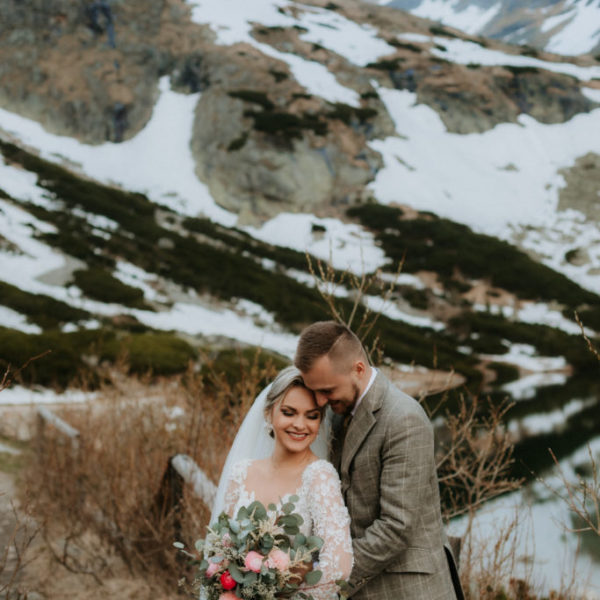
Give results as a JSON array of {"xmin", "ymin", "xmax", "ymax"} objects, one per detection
[{"xmin": 211, "ymin": 366, "xmax": 353, "ymax": 599}]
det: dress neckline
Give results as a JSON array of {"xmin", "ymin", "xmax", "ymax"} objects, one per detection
[{"xmin": 239, "ymin": 458, "xmax": 323, "ymax": 508}]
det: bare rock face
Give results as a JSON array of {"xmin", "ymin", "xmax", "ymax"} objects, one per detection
[
  {"xmin": 188, "ymin": 43, "xmax": 384, "ymax": 222},
  {"xmin": 0, "ymin": 0, "xmax": 175, "ymax": 142},
  {"xmin": 367, "ymin": 46, "xmax": 598, "ymax": 134},
  {"xmin": 0, "ymin": 0, "xmax": 597, "ymax": 222}
]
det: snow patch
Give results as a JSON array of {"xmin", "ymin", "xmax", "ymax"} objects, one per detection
[
  {"xmin": 409, "ymin": 0, "xmax": 501, "ymax": 35},
  {"xmin": 368, "ymin": 86, "xmax": 600, "ymax": 294},
  {"xmin": 245, "ymin": 213, "xmax": 387, "ymax": 274}
]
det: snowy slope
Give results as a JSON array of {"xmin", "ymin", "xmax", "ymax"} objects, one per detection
[{"xmin": 377, "ymin": 0, "xmax": 600, "ymax": 56}]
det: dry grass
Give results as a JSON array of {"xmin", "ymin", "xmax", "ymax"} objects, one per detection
[{"xmin": 16, "ymin": 353, "xmax": 278, "ymax": 596}]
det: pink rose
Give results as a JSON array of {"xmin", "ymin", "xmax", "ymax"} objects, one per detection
[
  {"xmin": 206, "ymin": 561, "xmax": 221, "ymax": 577},
  {"xmin": 266, "ymin": 548, "xmax": 290, "ymax": 571},
  {"xmin": 244, "ymin": 550, "xmax": 264, "ymax": 573},
  {"xmin": 219, "ymin": 593, "xmax": 241, "ymax": 600}
]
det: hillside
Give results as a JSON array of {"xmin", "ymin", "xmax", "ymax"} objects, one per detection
[
  {"xmin": 0, "ymin": 0, "xmax": 598, "ymax": 458},
  {"xmin": 378, "ymin": 0, "xmax": 600, "ymax": 56},
  {"xmin": 1, "ymin": 0, "xmax": 599, "ymax": 368}
]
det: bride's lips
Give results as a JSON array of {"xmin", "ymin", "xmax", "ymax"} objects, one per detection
[{"xmin": 286, "ymin": 430, "xmax": 309, "ymax": 441}]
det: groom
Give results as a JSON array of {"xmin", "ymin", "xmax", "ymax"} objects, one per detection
[{"xmin": 295, "ymin": 321, "xmax": 463, "ymax": 600}]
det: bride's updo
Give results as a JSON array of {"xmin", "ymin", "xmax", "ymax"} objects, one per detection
[{"xmin": 263, "ymin": 365, "xmax": 322, "ymax": 424}]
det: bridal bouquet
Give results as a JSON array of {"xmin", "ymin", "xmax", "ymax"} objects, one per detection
[{"xmin": 176, "ymin": 495, "xmax": 323, "ymax": 600}]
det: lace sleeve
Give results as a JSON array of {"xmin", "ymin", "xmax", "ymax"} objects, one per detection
[
  {"xmin": 222, "ymin": 459, "xmax": 250, "ymax": 517},
  {"xmin": 303, "ymin": 461, "xmax": 353, "ymax": 599}
]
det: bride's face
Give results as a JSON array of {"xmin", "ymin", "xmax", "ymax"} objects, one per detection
[{"xmin": 271, "ymin": 386, "xmax": 321, "ymax": 454}]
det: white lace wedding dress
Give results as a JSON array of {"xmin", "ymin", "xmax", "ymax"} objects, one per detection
[{"xmin": 224, "ymin": 458, "xmax": 354, "ymax": 600}]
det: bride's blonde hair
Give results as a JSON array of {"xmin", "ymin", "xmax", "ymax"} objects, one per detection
[{"xmin": 263, "ymin": 366, "xmax": 322, "ymax": 430}]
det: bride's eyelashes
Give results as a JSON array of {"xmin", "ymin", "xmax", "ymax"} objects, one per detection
[{"xmin": 280, "ymin": 407, "xmax": 321, "ymax": 420}]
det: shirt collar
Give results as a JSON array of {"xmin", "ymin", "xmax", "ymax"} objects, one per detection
[{"xmin": 351, "ymin": 367, "xmax": 378, "ymax": 417}]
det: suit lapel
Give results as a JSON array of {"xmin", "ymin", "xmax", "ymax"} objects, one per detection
[{"xmin": 340, "ymin": 372, "xmax": 387, "ymax": 477}]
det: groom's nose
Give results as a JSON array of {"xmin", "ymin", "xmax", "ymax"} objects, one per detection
[{"xmin": 314, "ymin": 392, "xmax": 329, "ymax": 407}]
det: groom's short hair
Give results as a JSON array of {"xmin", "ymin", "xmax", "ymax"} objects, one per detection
[{"xmin": 295, "ymin": 320, "xmax": 366, "ymax": 372}]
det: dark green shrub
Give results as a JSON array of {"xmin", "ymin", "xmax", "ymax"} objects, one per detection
[
  {"xmin": 449, "ymin": 312, "xmax": 598, "ymax": 372},
  {"xmin": 228, "ymin": 90, "xmax": 274, "ymax": 111},
  {"xmin": 0, "ymin": 327, "xmax": 113, "ymax": 389},
  {"xmin": 366, "ymin": 58, "xmax": 405, "ymax": 71},
  {"xmin": 520, "ymin": 45, "xmax": 539, "ymax": 58},
  {"xmin": 573, "ymin": 306, "xmax": 600, "ymax": 331},
  {"xmin": 327, "ymin": 103, "xmax": 377, "ymax": 125},
  {"xmin": 0, "ymin": 282, "xmax": 90, "ymax": 329},
  {"xmin": 488, "ymin": 361, "xmax": 520, "ymax": 385},
  {"xmin": 202, "ymin": 346, "xmax": 289, "ymax": 390},
  {"xmin": 73, "ymin": 268, "xmax": 147, "ymax": 308},
  {"xmin": 245, "ymin": 110, "xmax": 328, "ymax": 139},
  {"xmin": 360, "ymin": 91, "xmax": 379, "ymax": 100},
  {"xmin": 388, "ymin": 40, "xmax": 422, "ymax": 53},
  {"xmin": 401, "ymin": 288, "xmax": 429, "ymax": 310},
  {"xmin": 348, "ymin": 204, "xmax": 600, "ymax": 307},
  {"xmin": 504, "ymin": 65, "xmax": 540, "ymax": 76},
  {"xmin": 429, "ymin": 25, "xmax": 459, "ymax": 39},
  {"xmin": 100, "ymin": 332, "xmax": 197, "ymax": 375},
  {"xmin": 227, "ymin": 132, "xmax": 249, "ymax": 152},
  {"xmin": 347, "ymin": 204, "xmax": 403, "ymax": 229},
  {"xmin": 0, "ymin": 141, "xmax": 159, "ymax": 237},
  {"xmin": 269, "ymin": 69, "xmax": 288, "ymax": 82}
]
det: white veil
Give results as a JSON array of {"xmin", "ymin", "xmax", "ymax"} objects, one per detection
[{"xmin": 210, "ymin": 382, "xmax": 332, "ymax": 524}]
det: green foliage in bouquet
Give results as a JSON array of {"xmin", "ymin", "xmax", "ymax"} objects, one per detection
[{"xmin": 176, "ymin": 497, "xmax": 325, "ymax": 600}]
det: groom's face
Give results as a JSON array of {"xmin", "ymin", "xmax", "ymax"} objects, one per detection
[{"xmin": 301, "ymin": 354, "xmax": 362, "ymax": 415}]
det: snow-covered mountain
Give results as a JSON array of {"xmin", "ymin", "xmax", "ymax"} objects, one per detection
[
  {"xmin": 376, "ymin": 0, "xmax": 600, "ymax": 56},
  {"xmin": 1, "ymin": 0, "xmax": 599, "ymax": 376}
]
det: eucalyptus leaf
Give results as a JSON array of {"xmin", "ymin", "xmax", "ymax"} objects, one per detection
[
  {"xmin": 237, "ymin": 506, "xmax": 248, "ymax": 521},
  {"xmin": 229, "ymin": 519, "xmax": 241, "ymax": 534},
  {"xmin": 228, "ymin": 562, "xmax": 245, "ymax": 583},
  {"xmin": 306, "ymin": 536, "xmax": 324, "ymax": 550},
  {"xmin": 248, "ymin": 500, "xmax": 268, "ymax": 521},
  {"xmin": 244, "ymin": 572, "xmax": 258, "ymax": 584},
  {"xmin": 304, "ymin": 570, "xmax": 323, "ymax": 586},
  {"xmin": 293, "ymin": 534, "xmax": 307, "ymax": 549},
  {"xmin": 283, "ymin": 525, "xmax": 300, "ymax": 535},
  {"xmin": 288, "ymin": 494, "xmax": 299, "ymax": 503},
  {"xmin": 260, "ymin": 534, "xmax": 274, "ymax": 552},
  {"xmin": 173, "ymin": 541, "xmax": 185, "ymax": 549}
]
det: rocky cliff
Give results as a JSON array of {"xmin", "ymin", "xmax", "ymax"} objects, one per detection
[{"xmin": 1, "ymin": 0, "xmax": 598, "ymax": 221}]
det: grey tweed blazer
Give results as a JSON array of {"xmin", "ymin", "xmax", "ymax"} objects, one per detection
[{"xmin": 331, "ymin": 372, "xmax": 462, "ymax": 600}]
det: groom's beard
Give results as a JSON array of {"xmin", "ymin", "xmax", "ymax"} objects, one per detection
[{"xmin": 332, "ymin": 382, "xmax": 361, "ymax": 415}]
